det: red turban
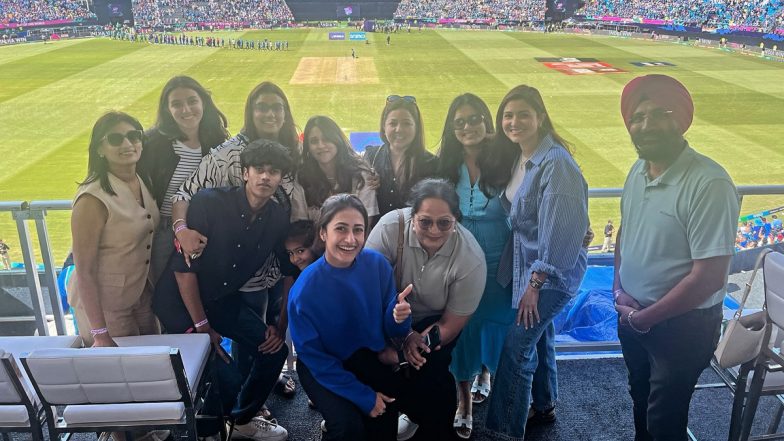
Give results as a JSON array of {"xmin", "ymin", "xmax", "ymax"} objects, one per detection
[{"xmin": 620, "ymin": 75, "xmax": 694, "ymax": 134}]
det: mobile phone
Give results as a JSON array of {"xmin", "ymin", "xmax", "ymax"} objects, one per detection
[{"xmin": 423, "ymin": 325, "xmax": 441, "ymax": 350}]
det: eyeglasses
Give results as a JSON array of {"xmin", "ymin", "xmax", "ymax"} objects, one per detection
[
  {"xmin": 453, "ymin": 114, "xmax": 485, "ymax": 131},
  {"xmin": 628, "ymin": 109, "xmax": 673, "ymax": 125},
  {"xmin": 387, "ymin": 95, "xmax": 416, "ymax": 104},
  {"xmin": 102, "ymin": 130, "xmax": 143, "ymax": 147},
  {"xmin": 254, "ymin": 102, "xmax": 286, "ymax": 114},
  {"xmin": 415, "ymin": 217, "xmax": 455, "ymax": 232}
]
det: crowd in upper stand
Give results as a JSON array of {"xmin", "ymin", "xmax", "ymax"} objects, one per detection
[
  {"xmin": 393, "ymin": 0, "xmax": 544, "ymax": 22},
  {"xmin": 0, "ymin": 0, "xmax": 95, "ymax": 25},
  {"xmin": 131, "ymin": 0, "xmax": 293, "ymax": 27}
]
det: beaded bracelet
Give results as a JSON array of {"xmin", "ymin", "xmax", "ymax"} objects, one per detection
[
  {"xmin": 174, "ymin": 223, "xmax": 189, "ymax": 235},
  {"xmin": 627, "ymin": 310, "xmax": 650, "ymax": 334},
  {"xmin": 194, "ymin": 318, "xmax": 209, "ymax": 328},
  {"xmin": 90, "ymin": 327, "xmax": 108, "ymax": 336},
  {"xmin": 171, "ymin": 218, "xmax": 187, "ymax": 232}
]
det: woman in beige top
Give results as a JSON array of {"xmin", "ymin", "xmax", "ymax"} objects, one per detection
[{"xmin": 69, "ymin": 111, "xmax": 160, "ymax": 347}]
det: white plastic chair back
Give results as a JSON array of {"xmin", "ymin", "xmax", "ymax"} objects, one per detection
[{"xmin": 764, "ymin": 251, "xmax": 784, "ymax": 329}]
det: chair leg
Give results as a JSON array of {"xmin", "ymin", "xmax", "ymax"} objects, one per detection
[
  {"xmin": 31, "ymin": 423, "xmax": 44, "ymax": 441},
  {"xmin": 740, "ymin": 365, "xmax": 768, "ymax": 441},
  {"xmin": 730, "ymin": 363, "xmax": 753, "ymax": 441},
  {"xmin": 767, "ymin": 401, "xmax": 784, "ymax": 435}
]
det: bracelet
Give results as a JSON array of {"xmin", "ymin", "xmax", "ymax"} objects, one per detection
[
  {"xmin": 402, "ymin": 330, "xmax": 417, "ymax": 345},
  {"xmin": 194, "ymin": 318, "xmax": 209, "ymax": 328},
  {"xmin": 171, "ymin": 218, "xmax": 187, "ymax": 232},
  {"xmin": 174, "ymin": 224, "xmax": 189, "ymax": 235},
  {"xmin": 627, "ymin": 310, "xmax": 650, "ymax": 334},
  {"xmin": 90, "ymin": 327, "xmax": 108, "ymax": 336}
]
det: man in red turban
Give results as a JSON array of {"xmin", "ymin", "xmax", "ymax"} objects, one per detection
[{"xmin": 613, "ymin": 75, "xmax": 740, "ymax": 441}]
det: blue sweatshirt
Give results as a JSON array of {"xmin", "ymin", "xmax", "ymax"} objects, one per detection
[{"xmin": 288, "ymin": 248, "xmax": 411, "ymax": 414}]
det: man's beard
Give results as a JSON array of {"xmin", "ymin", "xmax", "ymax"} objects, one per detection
[{"xmin": 632, "ymin": 131, "xmax": 684, "ymax": 162}]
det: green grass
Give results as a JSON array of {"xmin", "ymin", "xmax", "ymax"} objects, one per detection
[{"xmin": 0, "ymin": 28, "xmax": 782, "ymax": 264}]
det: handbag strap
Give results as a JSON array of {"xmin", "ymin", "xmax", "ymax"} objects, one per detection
[
  {"xmin": 734, "ymin": 248, "xmax": 772, "ymax": 319},
  {"xmin": 395, "ymin": 209, "xmax": 405, "ymax": 290}
]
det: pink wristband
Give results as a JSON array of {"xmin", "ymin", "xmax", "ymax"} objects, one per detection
[
  {"xmin": 194, "ymin": 318, "xmax": 209, "ymax": 328},
  {"xmin": 174, "ymin": 224, "xmax": 188, "ymax": 235},
  {"xmin": 90, "ymin": 327, "xmax": 108, "ymax": 336}
]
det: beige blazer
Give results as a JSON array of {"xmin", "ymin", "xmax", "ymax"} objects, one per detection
[{"xmin": 68, "ymin": 173, "xmax": 159, "ymax": 312}]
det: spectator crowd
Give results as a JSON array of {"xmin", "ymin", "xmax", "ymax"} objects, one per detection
[
  {"xmin": 394, "ymin": 0, "xmax": 544, "ymax": 22},
  {"xmin": 131, "ymin": 0, "xmax": 293, "ymax": 27},
  {"xmin": 736, "ymin": 214, "xmax": 784, "ymax": 251},
  {"xmin": 0, "ymin": 0, "xmax": 95, "ymax": 26}
]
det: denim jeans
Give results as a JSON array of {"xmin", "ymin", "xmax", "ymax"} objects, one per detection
[
  {"xmin": 485, "ymin": 288, "xmax": 570, "ymax": 440},
  {"xmin": 298, "ymin": 349, "xmax": 399, "ymax": 441},
  {"xmin": 531, "ymin": 321, "xmax": 558, "ymax": 411}
]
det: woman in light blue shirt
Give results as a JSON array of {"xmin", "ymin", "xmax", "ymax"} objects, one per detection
[{"xmin": 482, "ymin": 85, "xmax": 589, "ymax": 440}]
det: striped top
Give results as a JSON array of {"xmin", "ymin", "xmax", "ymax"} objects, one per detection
[
  {"xmin": 160, "ymin": 140, "xmax": 203, "ymax": 217},
  {"xmin": 507, "ymin": 134, "xmax": 589, "ymax": 305}
]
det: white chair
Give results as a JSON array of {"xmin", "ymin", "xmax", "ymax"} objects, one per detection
[
  {"xmin": 731, "ymin": 251, "xmax": 784, "ymax": 441},
  {"xmin": 0, "ymin": 335, "xmax": 82, "ymax": 441},
  {"xmin": 20, "ymin": 333, "xmax": 211, "ymax": 441}
]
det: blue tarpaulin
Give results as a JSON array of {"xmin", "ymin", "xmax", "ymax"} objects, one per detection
[{"xmin": 554, "ymin": 266, "xmax": 617, "ymax": 343}]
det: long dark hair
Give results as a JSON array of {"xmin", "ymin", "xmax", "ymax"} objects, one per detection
[
  {"xmin": 154, "ymin": 76, "xmax": 229, "ymax": 152},
  {"xmin": 80, "ymin": 111, "xmax": 143, "ymax": 196},
  {"xmin": 300, "ymin": 116, "xmax": 370, "ymax": 208},
  {"xmin": 242, "ymin": 81, "xmax": 300, "ymax": 165},
  {"xmin": 480, "ymin": 85, "xmax": 573, "ymax": 195},
  {"xmin": 378, "ymin": 97, "xmax": 426, "ymax": 188},
  {"xmin": 436, "ymin": 93, "xmax": 495, "ymax": 185}
]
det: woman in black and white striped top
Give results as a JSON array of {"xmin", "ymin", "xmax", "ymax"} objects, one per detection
[{"xmin": 137, "ymin": 75, "xmax": 229, "ymax": 285}]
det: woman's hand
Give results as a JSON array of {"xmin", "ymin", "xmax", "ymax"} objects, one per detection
[
  {"xmin": 393, "ymin": 284, "xmax": 413, "ymax": 324},
  {"xmin": 516, "ymin": 286, "xmax": 540, "ymax": 329},
  {"xmin": 403, "ymin": 330, "xmax": 430, "ymax": 369},
  {"xmin": 175, "ymin": 228, "xmax": 208, "ymax": 264},
  {"xmin": 582, "ymin": 227, "xmax": 595, "ymax": 248},
  {"xmin": 91, "ymin": 333, "xmax": 117, "ymax": 348},
  {"xmin": 369, "ymin": 392, "xmax": 395, "ymax": 418},
  {"xmin": 258, "ymin": 325, "xmax": 285, "ymax": 354},
  {"xmin": 366, "ymin": 173, "xmax": 381, "ymax": 191}
]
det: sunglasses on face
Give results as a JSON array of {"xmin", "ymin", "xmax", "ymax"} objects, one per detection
[
  {"xmin": 254, "ymin": 102, "xmax": 286, "ymax": 114},
  {"xmin": 628, "ymin": 109, "xmax": 673, "ymax": 126},
  {"xmin": 103, "ymin": 130, "xmax": 143, "ymax": 147},
  {"xmin": 453, "ymin": 114, "xmax": 485, "ymax": 131},
  {"xmin": 387, "ymin": 95, "xmax": 417, "ymax": 104},
  {"xmin": 415, "ymin": 217, "xmax": 455, "ymax": 232}
]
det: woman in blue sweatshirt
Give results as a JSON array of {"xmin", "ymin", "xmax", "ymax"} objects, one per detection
[{"xmin": 288, "ymin": 194, "xmax": 413, "ymax": 440}]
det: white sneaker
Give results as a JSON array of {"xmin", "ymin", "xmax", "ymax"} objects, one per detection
[
  {"xmin": 397, "ymin": 414, "xmax": 418, "ymax": 441},
  {"xmin": 233, "ymin": 416, "xmax": 288, "ymax": 441}
]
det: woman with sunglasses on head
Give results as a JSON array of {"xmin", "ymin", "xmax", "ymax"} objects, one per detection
[
  {"xmin": 288, "ymin": 194, "xmax": 413, "ymax": 441},
  {"xmin": 69, "ymin": 111, "xmax": 160, "ymax": 348},
  {"xmin": 482, "ymin": 85, "xmax": 589, "ymax": 441},
  {"xmin": 299, "ymin": 116, "xmax": 379, "ymax": 224},
  {"xmin": 364, "ymin": 95, "xmax": 437, "ymax": 217},
  {"xmin": 366, "ymin": 178, "xmax": 487, "ymax": 440},
  {"xmin": 436, "ymin": 93, "xmax": 516, "ymax": 439},
  {"xmin": 137, "ymin": 76, "xmax": 230, "ymax": 285}
]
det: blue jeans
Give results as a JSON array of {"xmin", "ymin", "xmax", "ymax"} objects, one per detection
[
  {"xmin": 485, "ymin": 288, "xmax": 570, "ymax": 440},
  {"xmin": 532, "ymin": 320, "xmax": 558, "ymax": 411}
]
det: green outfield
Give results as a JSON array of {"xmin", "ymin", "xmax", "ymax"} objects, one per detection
[{"xmin": 0, "ymin": 28, "xmax": 782, "ymax": 264}]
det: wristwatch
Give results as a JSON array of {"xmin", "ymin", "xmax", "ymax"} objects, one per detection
[{"xmin": 529, "ymin": 276, "xmax": 544, "ymax": 289}]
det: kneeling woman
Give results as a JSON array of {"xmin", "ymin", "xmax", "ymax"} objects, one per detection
[{"xmin": 288, "ymin": 194, "xmax": 413, "ymax": 441}]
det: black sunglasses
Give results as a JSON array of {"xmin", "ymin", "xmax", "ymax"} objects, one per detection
[
  {"xmin": 453, "ymin": 114, "xmax": 485, "ymax": 131},
  {"xmin": 103, "ymin": 130, "xmax": 143, "ymax": 147},
  {"xmin": 415, "ymin": 217, "xmax": 455, "ymax": 232},
  {"xmin": 387, "ymin": 95, "xmax": 416, "ymax": 104}
]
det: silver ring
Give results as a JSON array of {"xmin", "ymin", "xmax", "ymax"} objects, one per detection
[
  {"xmin": 190, "ymin": 253, "xmax": 198, "ymax": 260},
  {"xmin": 528, "ymin": 311, "xmax": 533, "ymax": 315}
]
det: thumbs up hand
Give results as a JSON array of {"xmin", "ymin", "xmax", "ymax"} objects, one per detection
[{"xmin": 393, "ymin": 284, "xmax": 413, "ymax": 324}]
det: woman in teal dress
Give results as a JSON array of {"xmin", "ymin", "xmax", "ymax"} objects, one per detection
[{"xmin": 437, "ymin": 93, "xmax": 515, "ymax": 439}]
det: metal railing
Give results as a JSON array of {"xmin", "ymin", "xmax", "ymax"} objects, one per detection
[{"xmin": 2, "ymin": 185, "xmax": 784, "ymax": 350}]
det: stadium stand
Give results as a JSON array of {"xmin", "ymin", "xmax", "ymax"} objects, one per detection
[
  {"xmin": 131, "ymin": 0, "xmax": 294, "ymax": 27},
  {"xmin": 394, "ymin": 0, "xmax": 544, "ymax": 21},
  {"xmin": 0, "ymin": 0, "xmax": 95, "ymax": 25}
]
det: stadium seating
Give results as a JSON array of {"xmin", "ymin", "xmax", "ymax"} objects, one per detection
[
  {"xmin": 132, "ymin": 0, "xmax": 294, "ymax": 27},
  {"xmin": 0, "ymin": 0, "xmax": 95, "ymax": 25}
]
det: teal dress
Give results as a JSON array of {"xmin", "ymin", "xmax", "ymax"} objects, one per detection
[{"xmin": 450, "ymin": 164, "xmax": 516, "ymax": 381}]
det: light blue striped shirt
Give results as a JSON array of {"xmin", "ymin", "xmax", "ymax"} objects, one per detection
[{"xmin": 508, "ymin": 134, "xmax": 589, "ymax": 306}]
